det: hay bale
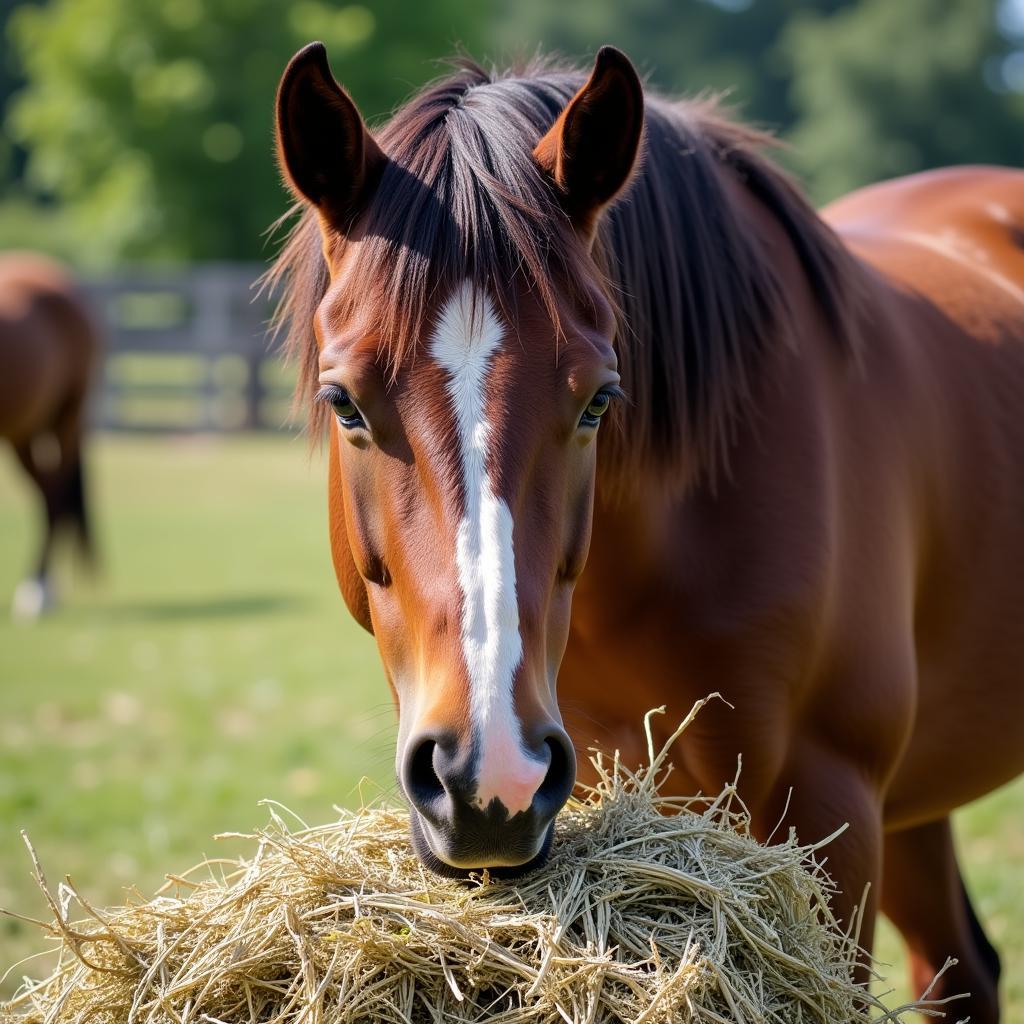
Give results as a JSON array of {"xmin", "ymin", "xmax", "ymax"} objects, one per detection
[{"xmin": 2, "ymin": 700, "xmax": 952, "ymax": 1024}]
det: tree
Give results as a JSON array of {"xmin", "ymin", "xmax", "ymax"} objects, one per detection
[
  {"xmin": 780, "ymin": 0, "xmax": 1024, "ymax": 202},
  {"xmin": 490, "ymin": 0, "xmax": 1024, "ymax": 203},
  {"xmin": 489, "ymin": 0, "xmax": 859, "ymax": 135},
  {"xmin": 3, "ymin": 0, "xmax": 484, "ymax": 266},
  {"xmin": 7, "ymin": 0, "xmax": 1023, "ymax": 266}
]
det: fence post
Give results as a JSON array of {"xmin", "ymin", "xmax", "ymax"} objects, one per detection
[
  {"xmin": 82, "ymin": 264, "xmax": 278, "ymax": 433},
  {"xmin": 192, "ymin": 267, "xmax": 230, "ymax": 430}
]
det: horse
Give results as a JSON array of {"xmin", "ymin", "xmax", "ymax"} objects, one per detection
[
  {"xmin": 0, "ymin": 253, "xmax": 99, "ymax": 619},
  {"xmin": 269, "ymin": 42, "xmax": 1024, "ymax": 1021}
]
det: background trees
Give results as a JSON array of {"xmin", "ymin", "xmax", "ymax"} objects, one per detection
[
  {"xmin": 781, "ymin": 0, "xmax": 1024, "ymax": 199},
  {"xmin": 0, "ymin": 0, "xmax": 482, "ymax": 264},
  {"xmin": 2, "ymin": 0, "xmax": 1023, "ymax": 265}
]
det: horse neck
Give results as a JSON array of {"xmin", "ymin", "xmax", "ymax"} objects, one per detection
[{"xmin": 600, "ymin": 145, "xmax": 864, "ymax": 501}]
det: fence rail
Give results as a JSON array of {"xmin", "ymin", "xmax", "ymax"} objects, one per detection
[{"xmin": 84, "ymin": 264, "xmax": 295, "ymax": 432}]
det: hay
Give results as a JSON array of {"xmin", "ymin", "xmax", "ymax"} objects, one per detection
[{"xmin": 2, "ymin": 699, "xmax": 959, "ymax": 1024}]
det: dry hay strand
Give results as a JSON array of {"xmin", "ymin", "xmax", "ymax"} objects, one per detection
[{"xmin": 2, "ymin": 698, "xmax": 962, "ymax": 1024}]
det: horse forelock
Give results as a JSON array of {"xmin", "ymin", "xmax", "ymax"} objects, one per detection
[{"xmin": 266, "ymin": 54, "xmax": 866, "ymax": 486}]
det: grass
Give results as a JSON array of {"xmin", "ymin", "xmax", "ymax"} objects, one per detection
[
  {"xmin": 0, "ymin": 434, "xmax": 394, "ymax": 994},
  {"xmin": 1, "ymin": 433, "xmax": 1022, "ymax": 1019}
]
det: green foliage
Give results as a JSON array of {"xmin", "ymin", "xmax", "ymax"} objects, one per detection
[
  {"xmin": 2, "ymin": 0, "xmax": 484, "ymax": 266},
  {"xmin": 781, "ymin": 0, "xmax": 1024, "ymax": 201},
  {"xmin": 3, "ymin": 0, "xmax": 1024, "ymax": 263},
  {"xmin": 490, "ymin": 0, "xmax": 858, "ymax": 136},
  {"xmin": 492, "ymin": 0, "xmax": 1024, "ymax": 202}
]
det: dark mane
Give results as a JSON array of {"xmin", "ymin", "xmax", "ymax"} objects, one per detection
[{"xmin": 266, "ymin": 55, "xmax": 864, "ymax": 486}]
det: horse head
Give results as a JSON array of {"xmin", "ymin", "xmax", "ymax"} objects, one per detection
[{"xmin": 274, "ymin": 43, "xmax": 644, "ymax": 873}]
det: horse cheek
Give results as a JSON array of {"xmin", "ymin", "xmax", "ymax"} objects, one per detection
[{"xmin": 328, "ymin": 430, "xmax": 373, "ymax": 634}]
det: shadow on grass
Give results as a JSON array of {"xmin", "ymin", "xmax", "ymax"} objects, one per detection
[{"xmin": 104, "ymin": 593, "xmax": 310, "ymax": 622}]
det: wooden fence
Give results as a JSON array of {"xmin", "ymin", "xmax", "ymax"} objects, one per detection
[{"xmin": 84, "ymin": 264, "xmax": 297, "ymax": 432}]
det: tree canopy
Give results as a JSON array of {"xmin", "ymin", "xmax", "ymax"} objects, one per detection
[
  {"xmin": 2, "ymin": 0, "xmax": 1023, "ymax": 265},
  {"xmin": 2, "ymin": 0, "xmax": 483, "ymax": 265},
  {"xmin": 781, "ymin": 0, "xmax": 1024, "ymax": 200}
]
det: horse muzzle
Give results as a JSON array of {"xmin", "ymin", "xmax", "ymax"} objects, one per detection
[{"xmin": 399, "ymin": 726, "xmax": 576, "ymax": 876}]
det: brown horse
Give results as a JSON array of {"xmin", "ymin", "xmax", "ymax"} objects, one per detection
[
  {"xmin": 270, "ymin": 43, "xmax": 1024, "ymax": 1020},
  {"xmin": 0, "ymin": 253, "xmax": 99, "ymax": 619}
]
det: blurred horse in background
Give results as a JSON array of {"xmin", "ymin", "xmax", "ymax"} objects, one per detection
[{"xmin": 0, "ymin": 253, "xmax": 100, "ymax": 619}]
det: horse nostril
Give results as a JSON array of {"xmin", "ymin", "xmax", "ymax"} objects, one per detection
[
  {"xmin": 403, "ymin": 727, "xmax": 575, "ymax": 828},
  {"xmin": 402, "ymin": 726, "xmax": 576, "ymax": 873},
  {"xmin": 404, "ymin": 736, "xmax": 445, "ymax": 809},
  {"xmin": 535, "ymin": 731, "xmax": 577, "ymax": 814}
]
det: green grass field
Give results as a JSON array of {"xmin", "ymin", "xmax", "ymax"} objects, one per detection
[{"xmin": 1, "ymin": 434, "xmax": 1022, "ymax": 1017}]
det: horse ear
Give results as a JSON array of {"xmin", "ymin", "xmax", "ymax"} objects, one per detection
[
  {"xmin": 275, "ymin": 42, "xmax": 385, "ymax": 229},
  {"xmin": 534, "ymin": 46, "xmax": 644, "ymax": 241}
]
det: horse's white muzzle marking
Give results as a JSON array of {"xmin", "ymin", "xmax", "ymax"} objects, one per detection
[{"xmin": 430, "ymin": 282, "xmax": 545, "ymax": 816}]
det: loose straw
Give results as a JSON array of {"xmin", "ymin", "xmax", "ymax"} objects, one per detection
[{"xmin": 2, "ymin": 699, "xmax": 963, "ymax": 1024}]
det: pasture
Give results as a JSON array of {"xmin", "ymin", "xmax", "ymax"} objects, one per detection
[{"xmin": 1, "ymin": 434, "xmax": 1022, "ymax": 1016}]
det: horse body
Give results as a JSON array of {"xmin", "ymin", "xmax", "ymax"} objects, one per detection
[
  {"xmin": 0, "ymin": 253, "xmax": 99, "ymax": 617},
  {"xmin": 831, "ymin": 167, "xmax": 1024, "ymax": 823},
  {"xmin": 272, "ymin": 44, "xmax": 1022, "ymax": 1019},
  {"xmin": 566, "ymin": 164, "xmax": 1024, "ymax": 816},
  {"xmin": 563, "ymin": 164, "xmax": 1024, "ymax": 1015}
]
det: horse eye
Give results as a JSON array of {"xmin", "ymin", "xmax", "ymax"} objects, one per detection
[
  {"xmin": 317, "ymin": 386, "xmax": 365, "ymax": 428},
  {"xmin": 580, "ymin": 390, "xmax": 613, "ymax": 428}
]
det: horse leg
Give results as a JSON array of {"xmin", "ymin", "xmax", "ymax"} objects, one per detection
[
  {"xmin": 761, "ymin": 748, "xmax": 884, "ymax": 986},
  {"xmin": 11, "ymin": 382, "xmax": 95, "ymax": 619},
  {"xmin": 11, "ymin": 438, "xmax": 60, "ymax": 619},
  {"xmin": 882, "ymin": 818, "xmax": 1000, "ymax": 1023},
  {"xmin": 45, "ymin": 379, "xmax": 95, "ymax": 564}
]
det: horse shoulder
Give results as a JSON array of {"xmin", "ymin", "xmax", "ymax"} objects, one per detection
[{"xmin": 568, "ymin": 342, "xmax": 843, "ymax": 800}]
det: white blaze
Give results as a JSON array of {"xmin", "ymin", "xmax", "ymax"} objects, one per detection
[{"xmin": 429, "ymin": 283, "xmax": 544, "ymax": 815}]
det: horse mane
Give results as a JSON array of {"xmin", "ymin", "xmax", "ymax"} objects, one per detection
[{"xmin": 265, "ymin": 55, "xmax": 865, "ymax": 488}]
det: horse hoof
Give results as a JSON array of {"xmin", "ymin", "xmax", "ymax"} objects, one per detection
[{"xmin": 11, "ymin": 578, "xmax": 54, "ymax": 621}]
